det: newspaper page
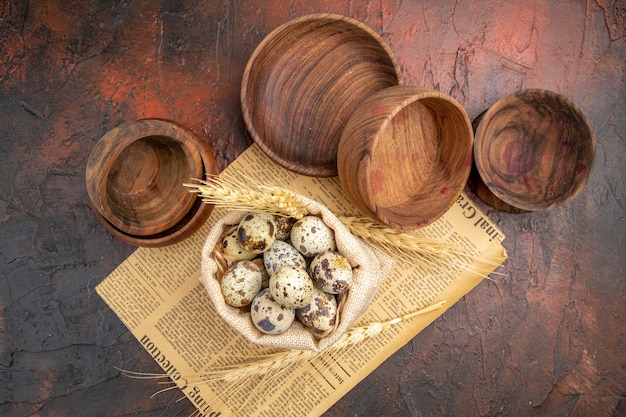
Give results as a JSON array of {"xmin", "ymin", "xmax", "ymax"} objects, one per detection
[{"xmin": 96, "ymin": 143, "xmax": 507, "ymax": 417}]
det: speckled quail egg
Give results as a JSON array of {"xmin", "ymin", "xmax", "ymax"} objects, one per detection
[
  {"xmin": 268, "ymin": 265, "xmax": 314, "ymax": 309},
  {"xmin": 290, "ymin": 215, "xmax": 336, "ymax": 257},
  {"xmin": 220, "ymin": 260, "xmax": 263, "ymax": 307},
  {"xmin": 309, "ymin": 250, "xmax": 353, "ymax": 294},
  {"xmin": 250, "ymin": 257, "xmax": 270, "ymax": 289},
  {"xmin": 237, "ymin": 213, "xmax": 277, "ymax": 254},
  {"xmin": 250, "ymin": 289, "xmax": 295, "ymax": 335},
  {"xmin": 274, "ymin": 215, "xmax": 297, "ymax": 241},
  {"xmin": 221, "ymin": 226, "xmax": 257, "ymax": 262},
  {"xmin": 296, "ymin": 286, "xmax": 338, "ymax": 332},
  {"xmin": 263, "ymin": 240, "xmax": 307, "ymax": 276}
]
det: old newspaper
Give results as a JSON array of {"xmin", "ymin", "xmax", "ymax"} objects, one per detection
[{"xmin": 97, "ymin": 143, "xmax": 507, "ymax": 416}]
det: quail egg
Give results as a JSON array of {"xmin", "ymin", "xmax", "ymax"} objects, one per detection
[
  {"xmin": 274, "ymin": 215, "xmax": 297, "ymax": 241},
  {"xmin": 221, "ymin": 226, "xmax": 257, "ymax": 262},
  {"xmin": 237, "ymin": 213, "xmax": 277, "ymax": 253},
  {"xmin": 296, "ymin": 286, "xmax": 338, "ymax": 332},
  {"xmin": 250, "ymin": 289, "xmax": 295, "ymax": 335},
  {"xmin": 220, "ymin": 260, "xmax": 263, "ymax": 307},
  {"xmin": 309, "ymin": 250, "xmax": 353, "ymax": 294},
  {"xmin": 290, "ymin": 215, "xmax": 336, "ymax": 257},
  {"xmin": 269, "ymin": 265, "xmax": 314, "ymax": 309},
  {"xmin": 263, "ymin": 240, "xmax": 307, "ymax": 276}
]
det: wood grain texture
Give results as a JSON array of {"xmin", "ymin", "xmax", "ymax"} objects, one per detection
[
  {"xmin": 241, "ymin": 14, "xmax": 402, "ymax": 177},
  {"xmin": 472, "ymin": 89, "xmax": 595, "ymax": 212},
  {"xmin": 338, "ymin": 85, "xmax": 473, "ymax": 230},
  {"xmin": 86, "ymin": 119, "xmax": 203, "ymax": 236},
  {"xmin": 0, "ymin": 1, "xmax": 624, "ymax": 416},
  {"xmin": 85, "ymin": 119, "xmax": 218, "ymax": 247}
]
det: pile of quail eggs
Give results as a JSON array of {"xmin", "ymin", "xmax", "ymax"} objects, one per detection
[{"xmin": 218, "ymin": 212, "xmax": 353, "ymax": 336}]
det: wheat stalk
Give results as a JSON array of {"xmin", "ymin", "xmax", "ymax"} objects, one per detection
[
  {"xmin": 184, "ymin": 173, "xmax": 309, "ymax": 219},
  {"xmin": 119, "ymin": 300, "xmax": 448, "ymax": 417},
  {"xmin": 337, "ymin": 215, "xmax": 505, "ymax": 277},
  {"xmin": 338, "ymin": 215, "xmax": 464, "ymax": 267},
  {"xmin": 119, "ymin": 300, "xmax": 446, "ymax": 390},
  {"xmin": 121, "ymin": 300, "xmax": 451, "ymax": 414},
  {"xmin": 132, "ymin": 301, "xmax": 443, "ymax": 414},
  {"xmin": 184, "ymin": 175, "xmax": 504, "ymax": 276}
]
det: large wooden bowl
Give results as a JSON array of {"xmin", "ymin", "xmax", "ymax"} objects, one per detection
[
  {"xmin": 86, "ymin": 119, "xmax": 218, "ymax": 247},
  {"xmin": 241, "ymin": 13, "xmax": 402, "ymax": 177},
  {"xmin": 337, "ymin": 86, "xmax": 474, "ymax": 230},
  {"xmin": 471, "ymin": 89, "xmax": 595, "ymax": 212}
]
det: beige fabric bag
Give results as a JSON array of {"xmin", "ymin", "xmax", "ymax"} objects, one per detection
[{"xmin": 199, "ymin": 192, "xmax": 395, "ymax": 352}]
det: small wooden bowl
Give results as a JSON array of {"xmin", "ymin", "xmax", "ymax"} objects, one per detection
[
  {"xmin": 86, "ymin": 119, "xmax": 218, "ymax": 247},
  {"xmin": 337, "ymin": 86, "xmax": 474, "ymax": 230},
  {"xmin": 471, "ymin": 89, "xmax": 595, "ymax": 212},
  {"xmin": 241, "ymin": 13, "xmax": 402, "ymax": 177}
]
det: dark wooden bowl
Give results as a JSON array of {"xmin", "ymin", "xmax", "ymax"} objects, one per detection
[
  {"xmin": 337, "ymin": 86, "xmax": 474, "ymax": 230},
  {"xmin": 86, "ymin": 119, "xmax": 218, "ymax": 247},
  {"xmin": 472, "ymin": 89, "xmax": 595, "ymax": 212},
  {"xmin": 241, "ymin": 13, "xmax": 402, "ymax": 177}
]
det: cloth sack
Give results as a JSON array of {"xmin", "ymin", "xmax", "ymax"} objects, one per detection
[{"xmin": 199, "ymin": 192, "xmax": 395, "ymax": 351}]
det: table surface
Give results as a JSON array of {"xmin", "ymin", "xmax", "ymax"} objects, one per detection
[{"xmin": 1, "ymin": 1, "xmax": 624, "ymax": 416}]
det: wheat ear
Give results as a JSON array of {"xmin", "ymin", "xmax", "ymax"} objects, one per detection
[
  {"xmin": 337, "ymin": 215, "xmax": 462, "ymax": 266},
  {"xmin": 175, "ymin": 300, "xmax": 446, "ymax": 387},
  {"xmin": 117, "ymin": 301, "xmax": 446, "ymax": 414},
  {"xmin": 185, "ymin": 176, "xmax": 501, "ymax": 274},
  {"xmin": 118, "ymin": 300, "xmax": 446, "ymax": 389},
  {"xmin": 337, "ymin": 215, "xmax": 505, "ymax": 275},
  {"xmin": 184, "ymin": 173, "xmax": 309, "ymax": 219}
]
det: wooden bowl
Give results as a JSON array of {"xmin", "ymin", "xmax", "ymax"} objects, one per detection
[
  {"xmin": 86, "ymin": 119, "xmax": 218, "ymax": 247},
  {"xmin": 337, "ymin": 86, "xmax": 474, "ymax": 230},
  {"xmin": 241, "ymin": 13, "xmax": 402, "ymax": 177},
  {"xmin": 471, "ymin": 89, "xmax": 595, "ymax": 212}
]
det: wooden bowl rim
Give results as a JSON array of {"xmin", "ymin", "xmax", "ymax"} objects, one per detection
[
  {"xmin": 371, "ymin": 89, "xmax": 473, "ymax": 227},
  {"xmin": 473, "ymin": 88, "xmax": 596, "ymax": 211},
  {"xmin": 338, "ymin": 85, "xmax": 474, "ymax": 230},
  {"xmin": 90, "ymin": 194, "xmax": 214, "ymax": 248},
  {"xmin": 240, "ymin": 13, "xmax": 402, "ymax": 177},
  {"xmin": 87, "ymin": 119, "xmax": 203, "ymax": 235},
  {"xmin": 86, "ymin": 119, "xmax": 218, "ymax": 247},
  {"xmin": 371, "ymin": 87, "xmax": 472, "ymax": 142}
]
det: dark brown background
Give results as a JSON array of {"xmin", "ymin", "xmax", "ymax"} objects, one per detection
[{"xmin": 1, "ymin": 1, "xmax": 624, "ymax": 416}]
